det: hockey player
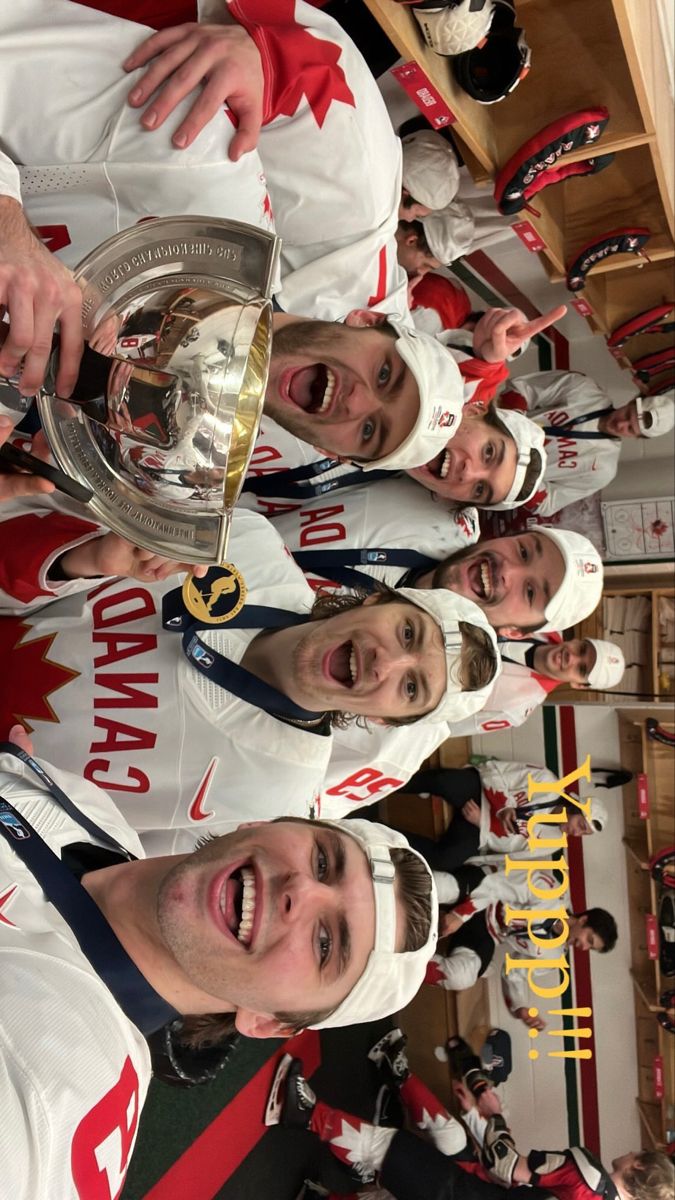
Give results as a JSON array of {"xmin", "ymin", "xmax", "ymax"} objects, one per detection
[
  {"xmin": 499, "ymin": 370, "xmax": 675, "ymax": 516},
  {"xmin": 0, "ymin": 0, "xmax": 557, "ymax": 493},
  {"xmin": 450, "ymin": 634, "xmax": 626, "ymax": 737},
  {"xmin": 265, "ymin": 1031, "xmax": 508, "ymax": 1200},
  {"xmin": 266, "ymin": 482, "xmax": 603, "ymax": 616},
  {"xmin": 319, "ymin": 635, "xmax": 622, "ymax": 819},
  {"xmin": 310, "ymin": 531, "xmax": 606, "ymax": 818},
  {"xmin": 266, "ymin": 1041, "xmax": 674, "ymax": 1200},
  {"xmin": 400, "ymin": 758, "xmax": 608, "ymax": 871},
  {"xmin": 0, "ymin": 731, "xmax": 438, "ymax": 1200},
  {"xmin": 426, "ymin": 863, "xmax": 618, "ymax": 1029},
  {"xmin": 453, "ymin": 1066, "xmax": 674, "ymax": 1200},
  {"xmin": 0, "ymin": 499, "xmax": 500, "ymax": 853}
]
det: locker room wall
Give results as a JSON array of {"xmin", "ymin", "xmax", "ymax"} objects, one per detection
[{"xmin": 470, "ymin": 706, "xmax": 640, "ymax": 1161}]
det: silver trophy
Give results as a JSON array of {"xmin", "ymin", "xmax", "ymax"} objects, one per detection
[{"xmin": 2, "ymin": 217, "xmax": 280, "ymax": 563}]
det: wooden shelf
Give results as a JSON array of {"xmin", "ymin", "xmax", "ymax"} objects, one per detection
[
  {"xmin": 637, "ymin": 1099, "xmax": 664, "ymax": 1149},
  {"xmin": 364, "ymin": 0, "xmax": 675, "ymax": 339},
  {"xmin": 584, "ymin": 259, "xmax": 675, "ymax": 338}
]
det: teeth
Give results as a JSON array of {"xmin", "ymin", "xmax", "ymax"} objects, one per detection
[
  {"xmin": 317, "ymin": 367, "xmax": 335, "ymax": 414},
  {"xmin": 439, "ymin": 451, "xmax": 451, "ymax": 479},
  {"xmin": 349, "ymin": 647, "xmax": 357, "ymax": 684},
  {"xmin": 237, "ymin": 865, "xmax": 256, "ymax": 945},
  {"xmin": 480, "ymin": 561, "xmax": 491, "ymax": 600}
]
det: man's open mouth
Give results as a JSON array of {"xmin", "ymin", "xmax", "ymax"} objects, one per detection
[
  {"xmin": 426, "ymin": 448, "xmax": 452, "ymax": 480},
  {"xmin": 286, "ymin": 364, "xmax": 336, "ymax": 414},
  {"xmin": 221, "ymin": 864, "xmax": 256, "ymax": 947},
  {"xmin": 325, "ymin": 640, "xmax": 357, "ymax": 688},
  {"xmin": 468, "ymin": 557, "xmax": 496, "ymax": 603}
]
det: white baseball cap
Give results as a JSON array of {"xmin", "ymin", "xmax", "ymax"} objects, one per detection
[
  {"xmin": 309, "ymin": 819, "xmax": 438, "ymax": 1029},
  {"xmin": 486, "ymin": 409, "xmax": 547, "ymax": 510},
  {"xmin": 360, "ymin": 318, "xmax": 465, "ymax": 472},
  {"xmin": 401, "ymin": 130, "xmax": 460, "ymax": 211},
  {"xmin": 421, "ymin": 201, "xmax": 475, "ymax": 264},
  {"xmin": 537, "ymin": 528, "xmax": 604, "ymax": 632},
  {"xmin": 399, "ymin": 586, "xmax": 501, "ymax": 722},
  {"xmin": 413, "ymin": 0, "xmax": 496, "ymax": 57},
  {"xmin": 586, "ymin": 638, "xmax": 625, "ymax": 690},
  {"xmin": 636, "ymin": 393, "xmax": 675, "ymax": 438}
]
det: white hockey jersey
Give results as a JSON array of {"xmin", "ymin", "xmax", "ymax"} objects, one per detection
[
  {"xmin": 271, "ymin": 477, "xmax": 480, "ymax": 591},
  {"xmin": 0, "ymin": 505, "xmax": 329, "ymax": 855},
  {"xmin": 1, "ymin": 0, "xmax": 411, "ymax": 322},
  {"xmin": 447, "ymin": 865, "xmax": 573, "ymax": 1014},
  {"xmin": 500, "ymin": 371, "xmax": 621, "ymax": 516},
  {"xmin": 449, "ymin": 635, "xmax": 562, "ymax": 737},
  {"xmin": 0, "ymin": 0, "xmax": 274, "ymax": 267},
  {"xmin": 231, "ymin": 0, "xmax": 410, "ymax": 322},
  {"xmin": 0, "ymin": 750, "xmax": 150, "ymax": 1200},
  {"xmin": 470, "ymin": 759, "xmax": 565, "ymax": 855}
]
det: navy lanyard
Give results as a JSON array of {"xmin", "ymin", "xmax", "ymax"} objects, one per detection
[
  {"xmin": 162, "ymin": 589, "xmax": 330, "ymax": 730},
  {"xmin": 292, "ymin": 546, "xmax": 436, "ymax": 591},
  {"xmin": 0, "ymin": 742, "xmax": 178, "ymax": 1034},
  {"xmin": 244, "ymin": 458, "xmax": 393, "ymax": 500},
  {"xmin": 542, "ymin": 406, "xmax": 617, "ymax": 441}
]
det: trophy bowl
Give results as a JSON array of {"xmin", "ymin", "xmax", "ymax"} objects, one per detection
[{"xmin": 37, "ymin": 216, "xmax": 280, "ymax": 563}]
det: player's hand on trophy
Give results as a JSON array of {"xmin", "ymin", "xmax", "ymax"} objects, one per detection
[
  {"xmin": 6, "ymin": 723, "xmax": 34, "ymax": 757},
  {"xmin": 56, "ymin": 531, "xmax": 210, "ymax": 583},
  {"xmin": 0, "ymin": 422, "xmax": 56, "ymax": 500},
  {"xmin": 452, "ymin": 1081, "xmax": 477, "ymax": 1112},
  {"xmin": 123, "ymin": 22, "xmax": 264, "ymax": 159},
  {"xmin": 473, "ymin": 304, "xmax": 567, "ymax": 363},
  {"xmin": 0, "ymin": 198, "xmax": 84, "ymax": 397}
]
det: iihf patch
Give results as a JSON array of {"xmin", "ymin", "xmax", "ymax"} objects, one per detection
[
  {"xmin": 0, "ymin": 803, "xmax": 30, "ymax": 840},
  {"xmin": 182, "ymin": 563, "xmax": 247, "ymax": 625},
  {"xmin": 190, "ymin": 644, "xmax": 215, "ymax": 670}
]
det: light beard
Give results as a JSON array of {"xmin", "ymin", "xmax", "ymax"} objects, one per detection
[{"xmin": 432, "ymin": 540, "xmax": 483, "ymax": 590}]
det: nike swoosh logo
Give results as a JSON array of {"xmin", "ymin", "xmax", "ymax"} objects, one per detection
[{"xmin": 188, "ymin": 757, "xmax": 219, "ymax": 822}]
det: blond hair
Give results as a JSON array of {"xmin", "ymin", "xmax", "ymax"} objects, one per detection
[{"xmin": 621, "ymin": 1152, "xmax": 674, "ymax": 1200}]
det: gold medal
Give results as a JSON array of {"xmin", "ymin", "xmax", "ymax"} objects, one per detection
[{"xmin": 182, "ymin": 563, "xmax": 247, "ymax": 624}]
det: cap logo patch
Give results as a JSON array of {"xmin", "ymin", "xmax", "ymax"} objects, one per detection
[
  {"xmin": 429, "ymin": 405, "xmax": 456, "ymax": 432},
  {"xmin": 182, "ymin": 563, "xmax": 247, "ymax": 624}
]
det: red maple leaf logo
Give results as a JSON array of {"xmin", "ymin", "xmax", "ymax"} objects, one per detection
[
  {"xmin": 232, "ymin": 0, "xmax": 355, "ymax": 128},
  {"xmin": 484, "ymin": 785, "xmax": 507, "ymax": 814},
  {"xmin": 0, "ymin": 619, "xmax": 80, "ymax": 733}
]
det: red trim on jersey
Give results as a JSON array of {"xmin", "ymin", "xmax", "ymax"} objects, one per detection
[
  {"xmin": 411, "ymin": 272, "xmax": 472, "ymax": 329},
  {"xmin": 76, "ymin": 1, "xmax": 195, "ymax": 28},
  {"xmin": 0, "ymin": 512, "xmax": 101, "ymax": 604},
  {"xmin": 229, "ymin": 0, "xmax": 355, "ymax": 127},
  {"xmin": 459, "ymin": 356, "xmax": 509, "ymax": 405},
  {"xmin": 143, "ymin": 1031, "xmax": 321, "ymax": 1198},
  {"xmin": 367, "ymin": 246, "xmax": 389, "ymax": 307},
  {"xmin": 498, "ymin": 388, "xmax": 529, "ymax": 413},
  {"xmin": 424, "ymin": 959, "xmax": 446, "ymax": 986}
]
